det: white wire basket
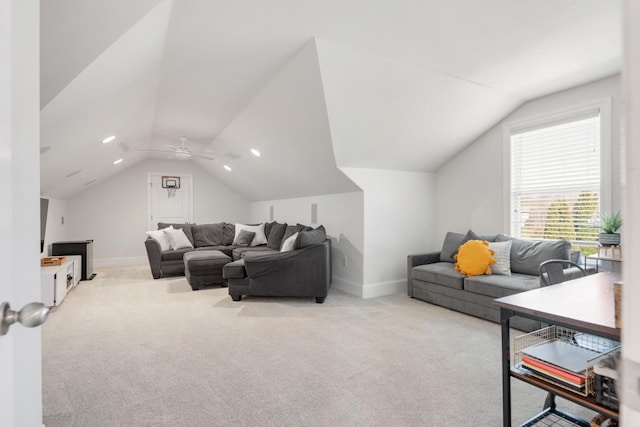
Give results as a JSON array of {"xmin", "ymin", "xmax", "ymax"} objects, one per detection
[{"xmin": 513, "ymin": 325, "xmax": 620, "ymax": 397}]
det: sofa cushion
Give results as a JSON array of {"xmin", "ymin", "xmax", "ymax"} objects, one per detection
[
  {"xmin": 222, "ymin": 223, "xmax": 235, "ymax": 245},
  {"xmin": 234, "ymin": 223, "xmax": 268, "ymax": 246},
  {"xmin": 192, "ymin": 223, "xmax": 224, "ymax": 247},
  {"xmin": 488, "ymin": 240, "xmax": 512, "ymax": 276},
  {"xmin": 267, "ymin": 222, "xmax": 287, "ymax": 250},
  {"xmin": 161, "ymin": 247, "xmax": 194, "ymax": 261},
  {"xmin": 280, "ymin": 225, "xmax": 299, "ymax": 250},
  {"xmin": 183, "ymin": 250, "xmax": 230, "ymax": 274},
  {"xmin": 439, "ymin": 231, "xmax": 466, "ymax": 263},
  {"xmin": 464, "ymin": 273, "xmax": 541, "ymax": 299},
  {"xmin": 163, "ymin": 227, "xmax": 194, "ymax": 250},
  {"xmin": 264, "ymin": 221, "xmax": 275, "ymax": 239},
  {"xmin": 495, "ymin": 234, "xmax": 571, "ymax": 276},
  {"xmin": 233, "ymin": 230, "xmax": 255, "ymax": 247},
  {"xmin": 158, "ymin": 222, "xmax": 194, "ymax": 246},
  {"xmin": 195, "ymin": 245, "xmax": 234, "ymax": 257},
  {"xmin": 296, "ymin": 225, "xmax": 326, "ymax": 249},
  {"xmin": 223, "ymin": 259, "xmax": 247, "ymax": 279},
  {"xmin": 146, "ymin": 230, "xmax": 171, "ymax": 252},
  {"xmin": 281, "ymin": 232, "xmax": 299, "ymax": 252},
  {"xmin": 241, "ymin": 249, "xmax": 279, "ymax": 259},
  {"xmin": 232, "ymin": 246, "xmax": 277, "ymax": 260},
  {"xmin": 411, "ymin": 262, "xmax": 465, "ymax": 290}
]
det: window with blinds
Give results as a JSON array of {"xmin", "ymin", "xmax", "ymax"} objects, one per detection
[{"xmin": 510, "ymin": 111, "xmax": 600, "ymax": 246}]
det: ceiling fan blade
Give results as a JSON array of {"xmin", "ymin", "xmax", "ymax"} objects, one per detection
[
  {"xmin": 138, "ymin": 148, "xmax": 175, "ymax": 154},
  {"xmin": 166, "ymin": 144, "xmax": 179, "ymax": 151},
  {"xmin": 191, "ymin": 153, "xmax": 215, "ymax": 160}
]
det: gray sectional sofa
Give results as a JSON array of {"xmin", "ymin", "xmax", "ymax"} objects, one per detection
[
  {"xmin": 407, "ymin": 231, "xmax": 579, "ymax": 331},
  {"xmin": 144, "ymin": 221, "xmax": 331, "ymax": 303}
]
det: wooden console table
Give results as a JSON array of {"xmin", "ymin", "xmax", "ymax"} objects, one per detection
[{"xmin": 494, "ymin": 272, "xmax": 621, "ymax": 427}]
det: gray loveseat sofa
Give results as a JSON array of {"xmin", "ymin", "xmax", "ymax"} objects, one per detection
[{"xmin": 407, "ymin": 231, "xmax": 577, "ymax": 331}]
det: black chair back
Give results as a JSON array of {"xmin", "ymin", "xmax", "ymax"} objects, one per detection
[{"xmin": 538, "ymin": 259, "xmax": 587, "ymax": 287}]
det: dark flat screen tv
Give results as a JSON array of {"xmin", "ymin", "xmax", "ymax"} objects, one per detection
[{"xmin": 40, "ymin": 198, "xmax": 49, "ymax": 253}]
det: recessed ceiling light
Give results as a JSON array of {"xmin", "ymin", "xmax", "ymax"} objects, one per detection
[
  {"xmin": 224, "ymin": 165, "xmax": 232, "ymax": 172},
  {"xmin": 113, "ymin": 158, "xmax": 123, "ymax": 165},
  {"xmin": 250, "ymin": 148, "xmax": 261, "ymax": 157},
  {"xmin": 102, "ymin": 135, "xmax": 116, "ymax": 144},
  {"xmin": 65, "ymin": 169, "xmax": 82, "ymax": 178}
]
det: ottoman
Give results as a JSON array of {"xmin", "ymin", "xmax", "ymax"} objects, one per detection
[{"xmin": 183, "ymin": 250, "xmax": 231, "ymax": 291}]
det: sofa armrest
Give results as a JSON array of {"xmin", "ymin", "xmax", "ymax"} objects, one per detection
[
  {"xmin": 144, "ymin": 237, "xmax": 162, "ymax": 279},
  {"xmin": 244, "ymin": 241, "xmax": 331, "ymax": 298},
  {"xmin": 407, "ymin": 252, "xmax": 441, "ymax": 297}
]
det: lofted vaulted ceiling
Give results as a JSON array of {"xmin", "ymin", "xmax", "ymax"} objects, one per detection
[{"xmin": 40, "ymin": 0, "xmax": 622, "ymax": 200}]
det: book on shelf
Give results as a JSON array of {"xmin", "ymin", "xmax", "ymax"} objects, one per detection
[
  {"xmin": 522, "ymin": 340, "xmax": 600, "ymax": 374},
  {"xmin": 522, "ymin": 355, "xmax": 585, "ymax": 387},
  {"xmin": 520, "ymin": 365, "xmax": 585, "ymax": 393}
]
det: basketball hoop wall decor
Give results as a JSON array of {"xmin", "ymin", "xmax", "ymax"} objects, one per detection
[{"xmin": 162, "ymin": 176, "xmax": 181, "ymax": 198}]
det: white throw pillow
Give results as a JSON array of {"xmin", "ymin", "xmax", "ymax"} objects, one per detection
[
  {"xmin": 163, "ymin": 227, "xmax": 194, "ymax": 250},
  {"xmin": 280, "ymin": 232, "xmax": 298, "ymax": 252},
  {"xmin": 489, "ymin": 241, "xmax": 512, "ymax": 276},
  {"xmin": 146, "ymin": 229, "xmax": 172, "ymax": 252},
  {"xmin": 234, "ymin": 223, "xmax": 267, "ymax": 247}
]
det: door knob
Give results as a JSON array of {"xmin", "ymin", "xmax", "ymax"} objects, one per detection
[{"xmin": 0, "ymin": 301, "xmax": 50, "ymax": 336}]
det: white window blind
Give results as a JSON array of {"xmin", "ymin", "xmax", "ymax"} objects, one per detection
[{"xmin": 510, "ymin": 112, "xmax": 600, "ymax": 245}]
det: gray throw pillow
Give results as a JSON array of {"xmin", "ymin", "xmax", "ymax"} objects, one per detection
[
  {"xmin": 295, "ymin": 225, "xmax": 326, "ymax": 249},
  {"xmin": 450, "ymin": 229, "xmax": 478, "ymax": 259},
  {"xmin": 264, "ymin": 221, "xmax": 275, "ymax": 239},
  {"xmin": 495, "ymin": 234, "xmax": 571, "ymax": 275},
  {"xmin": 158, "ymin": 222, "xmax": 195, "ymax": 246},
  {"xmin": 267, "ymin": 222, "xmax": 287, "ymax": 250},
  {"xmin": 233, "ymin": 230, "xmax": 255, "ymax": 247},
  {"xmin": 439, "ymin": 231, "xmax": 465, "ymax": 263},
  {"xmin": 296, "ymin": 223, "xmax": 313, "ymax": 232},
  {"xmin": 192, "ymin": 223, "xmax": 224, "ymax": 247},
  {"xmin": 222, "ymin": 223, "xmax": 235, "ymax": 245}
]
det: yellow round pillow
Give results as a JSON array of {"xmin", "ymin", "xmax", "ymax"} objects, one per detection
[{"xmin": 454, "ymin": 240, "xmax": 496, "ymax": 277}]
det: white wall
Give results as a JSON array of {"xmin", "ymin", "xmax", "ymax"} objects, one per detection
[
  {"xmin": 622, "ymin": 0, "xmax": 640, "ymax": 423},
  {"xmin": 342, "ymin": 168, "xmax": 437, "ymax": 298},
  {"xmin": 251, "ymin": 191, "xmax": 364, "ymax": 295},
  {"xmin": 436, "ymin": 74, "xmax": 623, "ymax": 242},
  {"xmin": 67, "ymin": 159, "xmax": 250, "ymax": 266},
  {"xmin": 40, "ymin": 197, "xmax": 67, "ymax": 256}
]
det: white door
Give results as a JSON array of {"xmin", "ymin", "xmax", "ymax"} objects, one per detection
[
  {"xmin": 0, "ymin": 1, "xmax": 43, "ymax": 426},
  {"xmin": 147, "ymin": 172, "xmax": 193, "ymax": 230}
]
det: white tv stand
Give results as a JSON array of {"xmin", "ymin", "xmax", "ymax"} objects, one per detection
[{"xmin": 41, "ymin": 255, "xmax": 81, "ymax": 306}]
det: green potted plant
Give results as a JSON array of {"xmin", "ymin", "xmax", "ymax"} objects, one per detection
[{"xmin": 599, "ymin": 211, "xmax": 622, "ymax": 246}]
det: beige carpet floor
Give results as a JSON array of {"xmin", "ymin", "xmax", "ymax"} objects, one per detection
[{"xmin": 42, "ymin": 265, "xmax": 596, "ymax": 426}]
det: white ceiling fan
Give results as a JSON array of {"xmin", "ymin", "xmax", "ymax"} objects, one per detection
[{"xmin": 139, "ymin": 136, "xmax": 216, "ymax": 160}]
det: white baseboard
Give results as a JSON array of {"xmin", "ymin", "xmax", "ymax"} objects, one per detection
[
  {"xmin": 94, "ymin": 256, "xmax": 147, "ymax": 268},
  {"xmin": 362, "ymin": 279, "xmax": 406, "ymax": 299},
  {"xmin": 331, "ymin": 276, "xmax": 406, "ymax": 299},
  {"xmin": 331, "ymin": 276, "xmax": 363, "ymax": 297}
]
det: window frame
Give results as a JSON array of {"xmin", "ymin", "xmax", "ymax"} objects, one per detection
[{"xmin": 502, "ymin": 98, "xmax": 612, "ymax": 241}]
